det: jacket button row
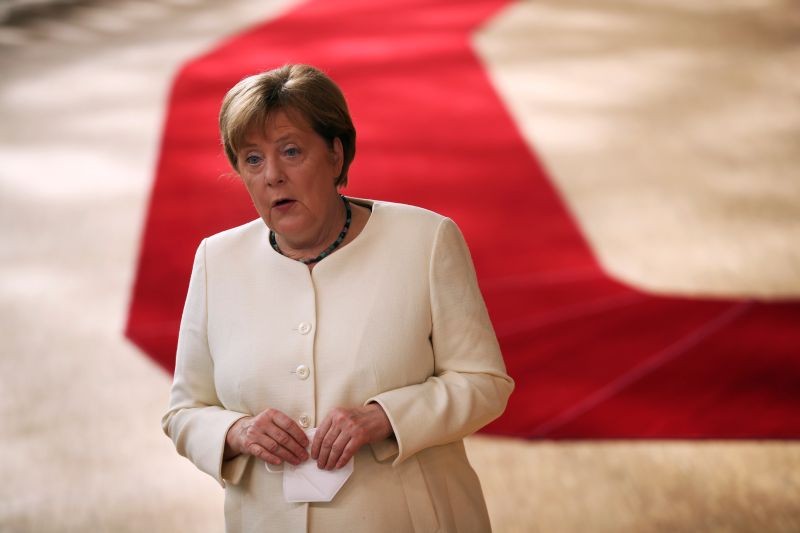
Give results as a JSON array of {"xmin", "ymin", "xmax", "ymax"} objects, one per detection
[{"xmin": 298, "ymin": 322, "xmax": 312, "ymax": 335}]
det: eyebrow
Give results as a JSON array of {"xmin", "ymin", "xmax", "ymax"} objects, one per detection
[{"xmin": 239, "ymin": 133, "xmax": 297, "ymax": 151}]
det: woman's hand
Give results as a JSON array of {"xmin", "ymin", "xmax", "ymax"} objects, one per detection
[
  {"xmin": 311, "ymin": 403, "xmax": 393, "ymax": 470},
  {"xmin": 224, "ymin": 408, "xmax": 309, "ymax": 466}
]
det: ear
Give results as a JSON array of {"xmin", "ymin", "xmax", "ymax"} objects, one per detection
[{"xmin": 330, "ymin": 137, "xmax": 344, "ymax": 177}]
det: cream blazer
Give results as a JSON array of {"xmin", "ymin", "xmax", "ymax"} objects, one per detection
[{"xmin": 162, "ymin": 199, "xmax": 514, "ymax": 533}]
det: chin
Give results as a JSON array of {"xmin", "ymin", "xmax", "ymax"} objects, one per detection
[{"xmin": 269, "ymin": 219, "xmax": 309, "ymax": 240}]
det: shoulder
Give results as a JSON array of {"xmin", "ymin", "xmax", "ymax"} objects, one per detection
[
  {"xmin": 352, "ymin": 200, "xmax": 471, "ymax": 271},
  {"xmin": 367, "ymin": 199, "xmax": 451, "ymax": 234},
  {"xmin": 369, "ymin": 199, "xmax": 444, "ymax": 222},
  {"xmin": 369, "ymin": 199, "xmax": 465, "ymax": 246},
  {"xmin": 203, "ymin": 218, "xmax": 267, "ymax": 257}
]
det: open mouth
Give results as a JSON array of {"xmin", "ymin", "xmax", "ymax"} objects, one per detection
[{"xmin": 272, "ymin": 198, "xmax": 295, "ymax": 208}]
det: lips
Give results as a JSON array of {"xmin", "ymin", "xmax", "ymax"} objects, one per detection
[{"xmin": 272, "ymin": 198, "xmax": 295, "ymax": 208}]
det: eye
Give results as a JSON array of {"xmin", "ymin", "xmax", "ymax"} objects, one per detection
[
  {"xmin": 284, "ymin": 146, "xmax": 300, "ymax": 157},
  {"xmin": 244, "ymin": 154, "xmax": 262, "ymax": 166}
]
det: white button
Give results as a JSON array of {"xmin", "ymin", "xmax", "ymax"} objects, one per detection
[
  {"xmin": 298, "ymin": 322, "xmax": 312, "ymax": 335},
  {"xmin": 298, "ymin": 415, "xmax": 310, "ymax": 428},
  {"xmin": 295, "ymin": 364, "xmax": 310, "ymax": 380}
]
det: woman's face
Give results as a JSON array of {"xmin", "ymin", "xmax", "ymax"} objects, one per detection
[{"xmin": 236, "ymin": 109, "xmax": 344, "ymax": 243}]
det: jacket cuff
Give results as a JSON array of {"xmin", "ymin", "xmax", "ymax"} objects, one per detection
[
  {"xmin": 214, "ymin": 412, "xmax": 251, "ymax": 488},
  {"xmin": 369, "ymin": 437, "xmax": 399, "ymax": 462},
  {"xmin": 221, "ymin": 453, "xmax": 251, "ymax": 487},
  {"xmin": 363, "ymin": 397, "xmax": 403, "ymax": 464}
]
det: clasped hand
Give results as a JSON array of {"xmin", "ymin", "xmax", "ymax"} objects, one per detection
[{"xmin": 225, "ymin": 403, "xmax": 392, "ymax": 470}]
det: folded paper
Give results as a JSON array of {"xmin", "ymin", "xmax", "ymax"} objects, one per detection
[{"xmin": 265, "ymin": 427, "xmax": 354, "ymax": 503}]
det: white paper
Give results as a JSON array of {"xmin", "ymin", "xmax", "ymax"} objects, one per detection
[{"xmin": 265, "ymin": 428, "xmax": 354, "ymax": 503}]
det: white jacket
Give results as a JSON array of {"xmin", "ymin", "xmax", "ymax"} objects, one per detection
[{"xmin": 162, "ymin": 199, "xmax": 514, "ymax": 532}]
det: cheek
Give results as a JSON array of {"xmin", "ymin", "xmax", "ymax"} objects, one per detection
[
  {"xmin": 241, "ymin": 171, "xmax": 266, "ymax": 194},
  {"xmin": 241, "ymin": 177, "xmax": 271, "ymax": 215},
  {"xmin": 241, "ymin": 178, "xmax": 258, "ymax": 200}
]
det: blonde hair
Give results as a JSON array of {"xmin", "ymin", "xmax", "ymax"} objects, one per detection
[{"xmin": 219, "ymin": 64, "xmax": 356, "ymax": 186}]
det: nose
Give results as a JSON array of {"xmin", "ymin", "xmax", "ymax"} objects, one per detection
[{"xmin": 264, "ymin": 157, "xmax": 285, "ymax": 187}]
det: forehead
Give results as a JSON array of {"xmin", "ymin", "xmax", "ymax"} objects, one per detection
[{"xmin": 242, "ymin": 108, "xmax": 315, "ymax": 145}]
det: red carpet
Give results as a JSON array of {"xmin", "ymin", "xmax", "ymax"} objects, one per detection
[{"xmin": 126, "ymin": 0, "xmax": 800, "ymax": 438}]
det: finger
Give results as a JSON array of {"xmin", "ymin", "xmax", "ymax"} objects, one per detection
[
  {"xmin": 246, "ymin": 442, "xmax": 283, "ymax": 466},
  {"xmin": 317, "ymin": 426, "xmax": 342, "ymax": 469},
  {"xmin": 268, "ymin": 409, "xmax": 309, "ymax": 448},
  {"xmin": 266, "ymin": 425, "xmax": 309, "ymax": 463},
  {"xmin": 324, "ymin": 431, "xmax": 351, "ymax": 470},
  {"xmin": 255, "ymin": 408, "xmax": 308, "ymax": 462},
  {"xmin": 333, "ymin": 439, "xmax": 361, "ymax": 469},
  {"xmin": 311, "ymin": 416, "xmax": 333, "ymax": 460},
  {"xmin": 255, "ymin": 434, "xmax": 305, "ymax": 466}
]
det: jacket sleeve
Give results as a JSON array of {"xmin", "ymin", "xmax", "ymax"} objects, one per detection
[
  {"xmin": 161, "ymin": 239, "xmax": 251, "ymax": 488},
  {"xmin": 365, "ymin": 217, "xmax": 514, "ymax": 465}
]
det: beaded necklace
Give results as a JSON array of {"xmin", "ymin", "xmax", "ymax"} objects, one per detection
[{"xmin": 269, "ymin": 195, "xmax": 351, "ymax": 264}]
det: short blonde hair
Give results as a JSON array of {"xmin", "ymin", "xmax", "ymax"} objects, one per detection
[{"xmin": 219, "ymin": 64, "xmax": 357, "ymax": 187}]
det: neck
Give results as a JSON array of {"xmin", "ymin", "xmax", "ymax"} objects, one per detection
[{"xmin": 275, "ymin": 195, "xmax": 347, "ymax": 261}]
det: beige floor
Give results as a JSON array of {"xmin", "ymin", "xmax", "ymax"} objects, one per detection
[
  {"xmin": 475, "ymin": 0, "xmax": 800, "ymax": 298},
  {"xmin": 1, "ymin": 1, "xmax": 798, "ymax": 532}
]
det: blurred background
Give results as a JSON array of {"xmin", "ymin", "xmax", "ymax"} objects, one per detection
[{"xmin": 1, "ymin": 0, "xmax": 799, "ymax": 531}]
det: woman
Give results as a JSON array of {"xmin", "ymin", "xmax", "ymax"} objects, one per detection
[{"xmin": 162, "ymin": 64, "xmax": 514, "ymax": 533}]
